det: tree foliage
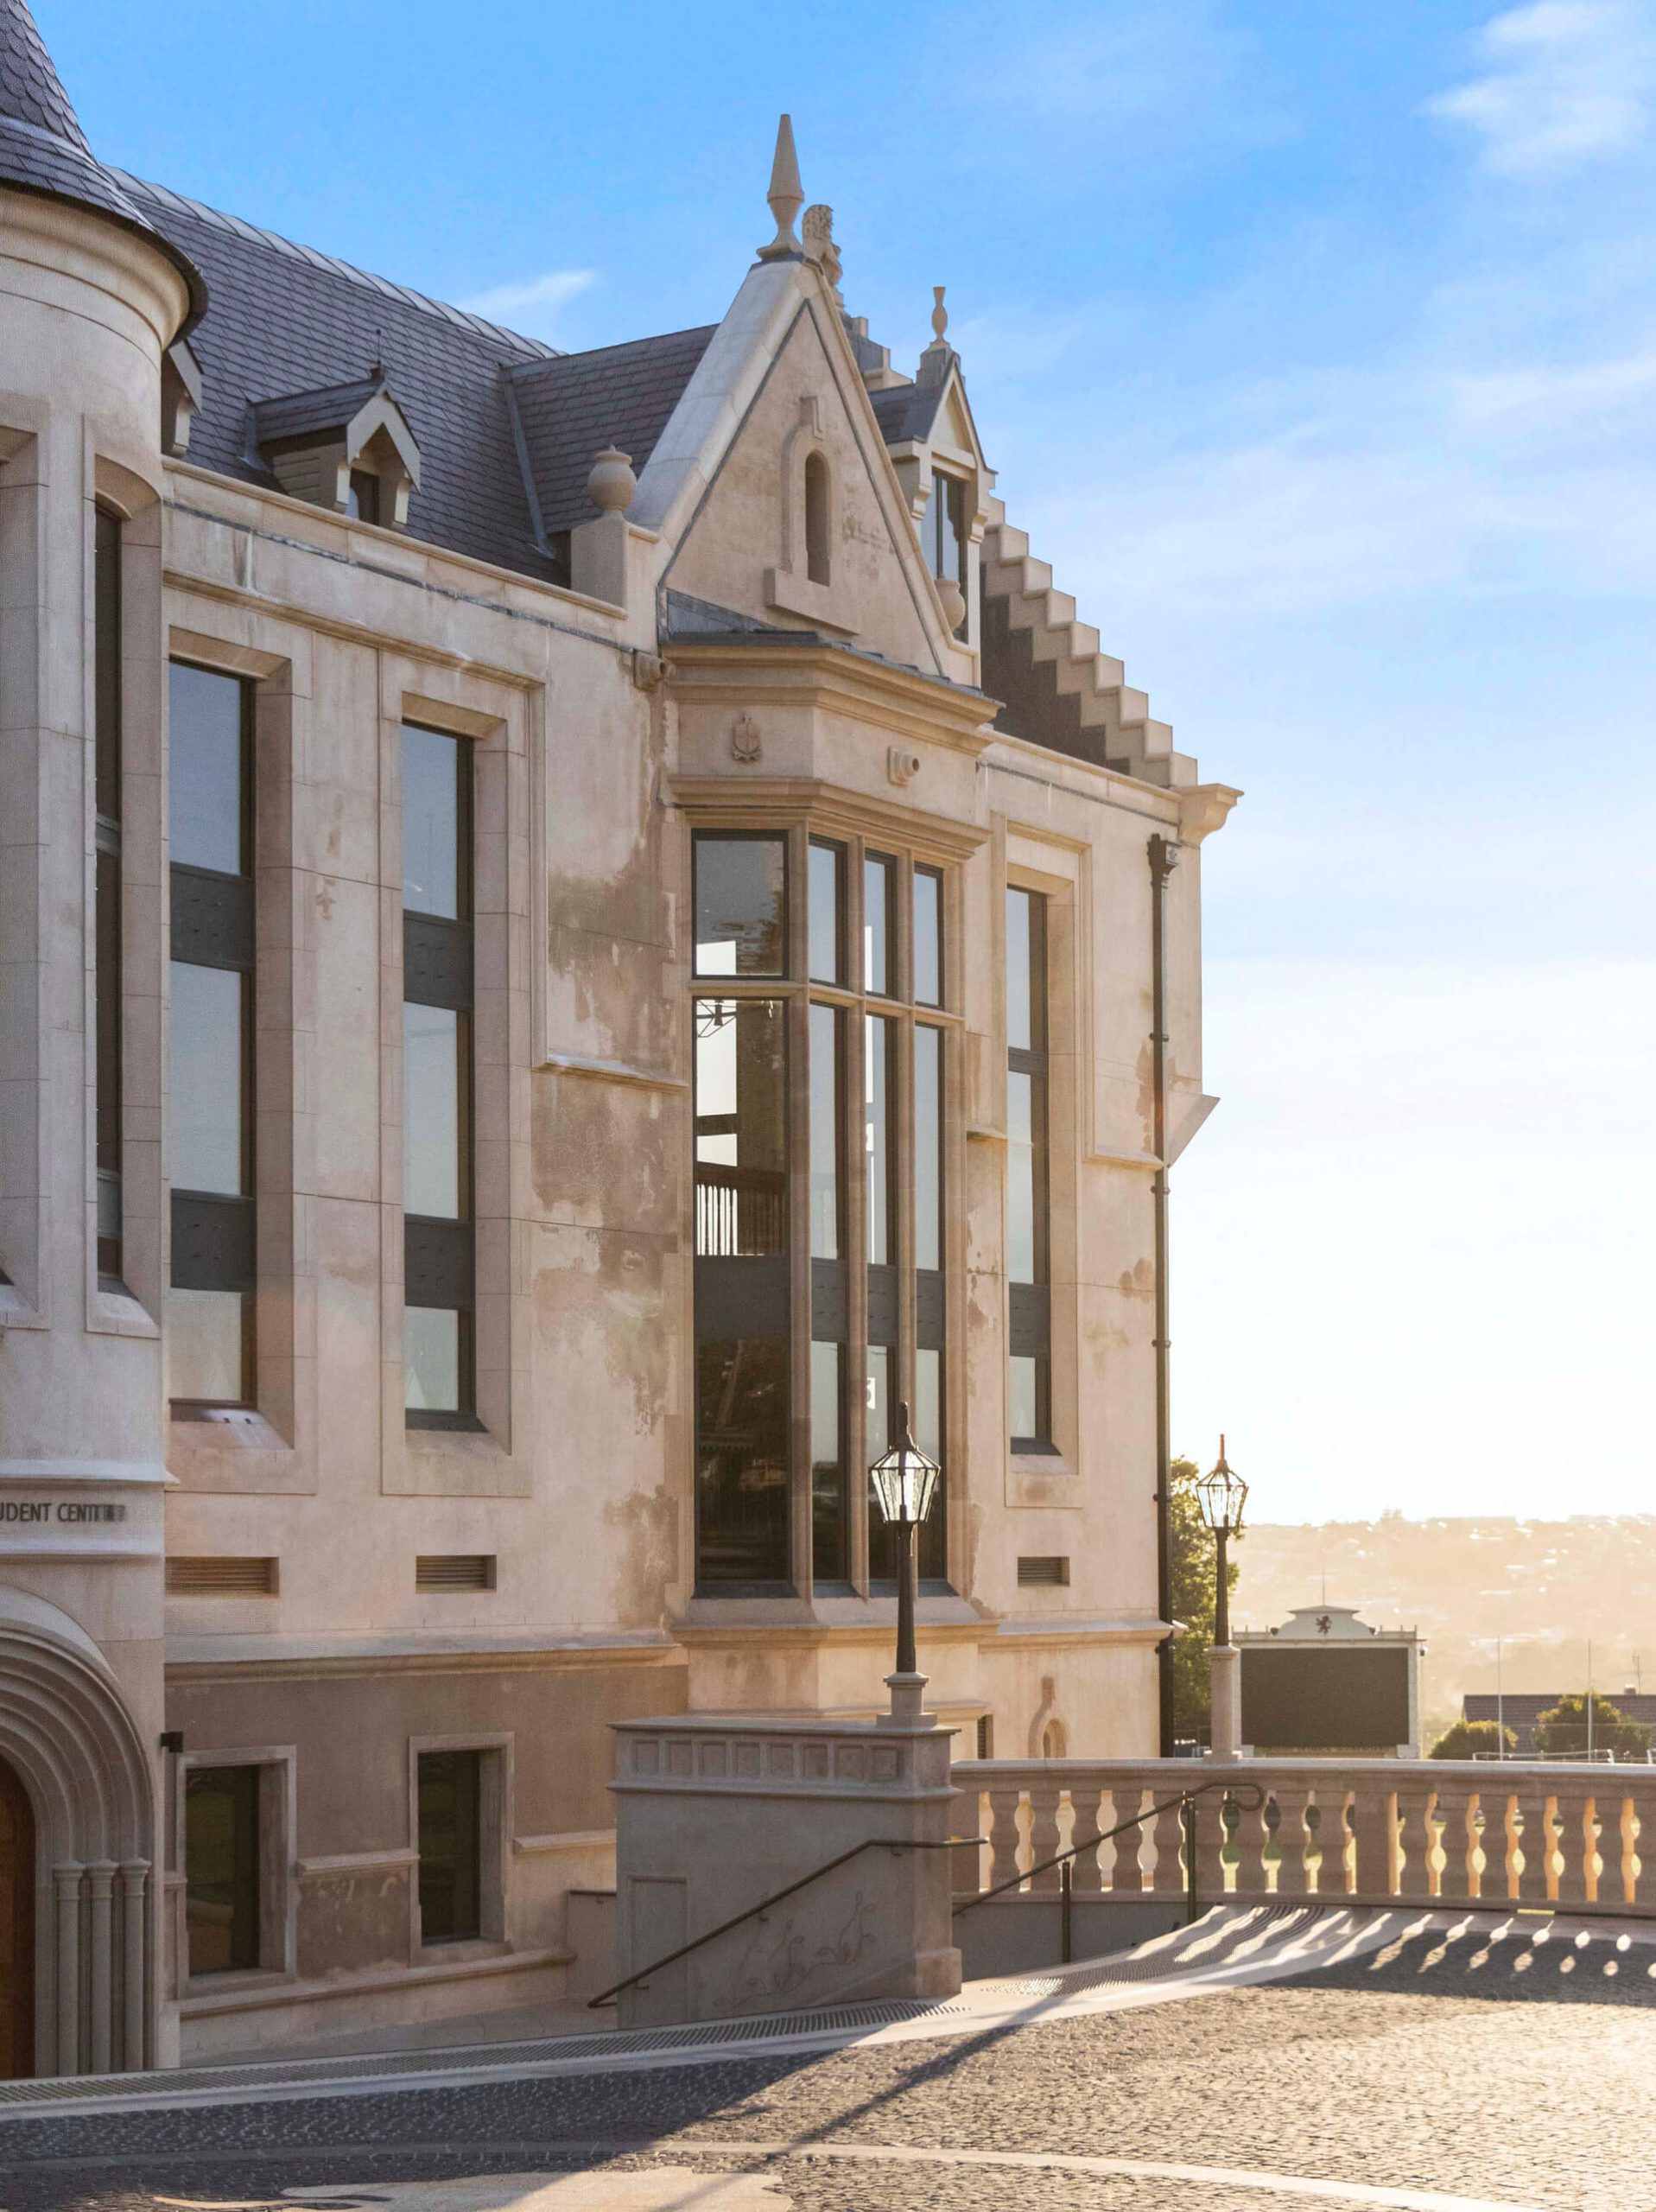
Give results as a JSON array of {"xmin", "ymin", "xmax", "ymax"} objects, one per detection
[
  {"xmin": 1532, "ymin": 1693, "xmax": 1652, "ymax": 1758},
  {"xmin": 1429, "ymin": 1719, "xmax": 1515, "ymax": 1760},
  {"xmin": 1169, "ymin": 1454, "xmax": 1239, "ymax": 1736}
]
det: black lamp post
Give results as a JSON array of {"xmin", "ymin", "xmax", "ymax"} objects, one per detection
[
  {"xmin": 1195, "ymin": 1433, "xmax": 1247, "ymax": 1646},
  {"xmin": 869, "ymin": 1400, "xmax": 941, "ymax": 1688}
]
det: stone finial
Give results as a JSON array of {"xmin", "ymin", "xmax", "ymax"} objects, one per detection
[
  {"xmin": 758, "ymin": 113, "xmax": 803, "ymax": 260},
  {"xmin": 930, "ymin": 285, "xmax": 949, "ymax": 344},
  {"xmin": 803, "ymin": 202, "xmax": 843, "ymax": 298},
  {"xmin": 587, "ymin": 446, "xmax": 636, "ymax": 513}
]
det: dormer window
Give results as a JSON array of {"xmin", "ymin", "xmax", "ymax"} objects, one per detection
[{"xmin": 252, "ymin": 376, "xmax": 421, "ymax": 529}]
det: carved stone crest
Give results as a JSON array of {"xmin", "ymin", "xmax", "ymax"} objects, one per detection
[{"xmin": 730, "ymin": 710, "xmax": 762, "ymax": 764}]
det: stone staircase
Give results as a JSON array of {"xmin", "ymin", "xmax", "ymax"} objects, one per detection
[{"xmin": 979, "ymin": 494, "xmax": 1196, "ymax": 789}]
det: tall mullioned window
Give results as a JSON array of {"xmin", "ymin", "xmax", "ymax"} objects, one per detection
[
  {"xmin": 403, "ymin": 724, "xmax": 476, "ymax": 1425},
  {"xmin": 93, "ymin": 508, "xmax": 124, "ymax": 1288},
  {"xmin": 1006, "ymin": 886, "xmax": 1051, "ymax": 1449},
  {"xmin": 927, "ymin": 472, "xmax": 968, "ymax": 637},
  {"xmin": 692, "ymin": 827, "xmax": 951, "ymax": 1592},
  {"xmin": 168, "ymin": 662, "xmax": 256, "ymax": 1407}
]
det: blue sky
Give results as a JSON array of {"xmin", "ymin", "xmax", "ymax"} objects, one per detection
[{"xmin": 47, "ymin": 0, "xmax": 1656, "ymax": 1521}]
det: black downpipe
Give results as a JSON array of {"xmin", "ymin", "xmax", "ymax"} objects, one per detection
[{"xmin": 1149, "ymin": 834, "xmax": 1181, "ymax": 1757}]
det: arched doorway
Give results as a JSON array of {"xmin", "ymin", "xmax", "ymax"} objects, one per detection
[{"xmin": 0, "ymin": 1756, "xmax": 35, "ymax": 2078}]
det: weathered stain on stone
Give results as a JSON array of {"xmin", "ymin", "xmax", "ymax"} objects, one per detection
[
  {"xmin": 604, "ymin": 1481, "xmax": 679, "ymax": 1630},
  {"xmin": 1117, "ymin": 1257, "xmax": 1154, "ymax": 1302}
]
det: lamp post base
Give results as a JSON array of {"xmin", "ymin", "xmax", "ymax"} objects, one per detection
[
  {"xmin": 879, "ymin": 1672, "xmax": 934, "ymax": 1728},
  {"xmin": 1209, "ymin": 1642, "xmax": 1243, "ymax": 1759}
]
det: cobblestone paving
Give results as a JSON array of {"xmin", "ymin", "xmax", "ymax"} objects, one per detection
[{"xmin": 4, "ymin": 1947, "xmax": 1656, "ymax": 2212}]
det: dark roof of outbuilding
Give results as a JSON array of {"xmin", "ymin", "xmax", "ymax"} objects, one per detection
[
  {"xmin": 117, "ymin": 173, "xmax": 559, "ymax": 581},
  {"xmin": 510, "ymin": 326, "xmax": 718, "ymax": 534},
  {"xmin": 0, "ymin": 0, "xmax": 206, "ymax": 329}
]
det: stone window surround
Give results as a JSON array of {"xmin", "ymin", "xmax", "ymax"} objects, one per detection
[
  {"xmin": 1002, "ymin": 831, "xmax": 1083, "ymax": 1497},
  {"xmin": 0, "ymin": 418, "xmax": 49, "ymax": 1328},
  {"xmin": 380, "ymin": 671, "xmax": 534, "ymax": 1499},
  {"xmin": 171, "ymin": 1742, "xmax": 298, "ymax": 1998},
  {"xmin": 680, "ymin": 793, "xmax": 970, "ymax": 1598},
  {"xmin": 162, "ymin": 628, "xmax": 304, "ymax": 1474},
  {"xmin": 405, "ymin": 1730, "xmax": 514, "ymax": 1964},
  {"xmin": 763, "ymin": 396, "xmax": 844, "ymax": 631}
]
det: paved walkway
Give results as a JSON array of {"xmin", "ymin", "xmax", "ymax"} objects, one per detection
[{"xmin": 2, "ymin": 1911, "xmax": 1654, "ymax": 2210}]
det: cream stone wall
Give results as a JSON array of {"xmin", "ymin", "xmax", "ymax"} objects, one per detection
[{"xmin": 2, "ymin": 173, "xmax": 1230, "ymax": 2065}]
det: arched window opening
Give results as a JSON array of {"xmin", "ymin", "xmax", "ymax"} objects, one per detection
[
  {"xmin": 803, "ymin": 451, "xmax": 831, "ymax": 586},
  {"xmin": 1041, "ymin": 1718, "xmax": 1068, "ymax": 1760}
]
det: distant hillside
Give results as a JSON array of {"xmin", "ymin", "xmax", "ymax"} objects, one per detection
[{"xmin": 1231, "ymin": 1515, "xmax": 1656, "ymax": 1743}]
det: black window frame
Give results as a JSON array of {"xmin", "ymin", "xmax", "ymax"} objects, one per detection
[
  {"xmin": 1007, "ymin": 886, "xmax": 1054, "ymax": 1452},
  {"xmin": 403, "ymin": 723, "xmax": 479, "ymax": 1430},
  {"xmin": 94, "ymin": 506, "xmax": 124, "ymax": 1290},
  {"xmin": 168, "ymin": 659, "xmax": 258, "ymax": 1413}
]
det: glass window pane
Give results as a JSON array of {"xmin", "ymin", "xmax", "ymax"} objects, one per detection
[
  {"xmin": 810, "ymin": 1340, "xmax": 845, "ymax": 1583},
  {"xmin": 809, "ymin": 840, "xmax": 843, "ymax": 984},
  {"xmin": 915, "ymin": 1024, "xmax": 942, "ymax": 1272},
  {"xmin": 866, "ymin": 1344, "xmax": 894, "ymax": 1579},
  {"xmin": 167, "ymin": 1287, "xmax": 246, "ymax": 1405},
  {"xmin": 863, "ymin": 855, "xmax": 894, "ymax": 995},
  {"xmin": 1010, "ymin": 1354, "xmax": 1044, "ymax": 1445},
  {"xmin": 809, "ymin": 1003, "xmax": 841, "ymax": 1260},
  {"xmin": 403, "ymin": 1002, "xmax": 464, "ymax": 1219},
  {"xmin": 405, "ymin": 1306, "xmax": 462, "ymax": 1412},
  {"xmin": 95, "ymin": 511, "xmax": 122, "ymax": 823},
  {"xmin": 695, "ymin": 999, "xmax": 786, "ymax": 1256},
  {"xmin": 865, "ymin": 1014, "xmax": 893, "ymax": 1266},
  {"xmin": 417, "ymin": 1750, "xmax": 481, "ymax": 1943},
  {"xmin": 169, "ymin": 664, "xmax": 245, "ymax": 875},
  {"xmin": 695, "ymin": 1337, "xmax": 790, "ymax": 1583},
  {"xmin": 403, "ymin": 724, "xmax": 464, "ymax": 919},
  {"xmin": 185, "ymin": 1764, "xmax": 261, "ymax": 1976},
  {"xmin": 170, "ymin": 962, "xmax": 245, "ymax": 1194},
  {"xmin": 914, "ymin": 869, "xmax": 942, "ymax": 1007},
  {"xmin": 1007, "ymin": 1070, "xmax": 1043, "ymax": 1284},
  {"xmin": 695, "ymin": 835, "xmax": 786, "ymax": 977},
  {"xmin": 916, "ymin": 1347, "xmax": 945, "ymax": 1580},
  {"xmin": 1006, "ymin": 887, "xmax": 1033, "ymax": 1052}
]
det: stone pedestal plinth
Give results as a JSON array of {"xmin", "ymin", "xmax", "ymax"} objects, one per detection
[
  {"xmin": 610, "ymin": 1712, "xmax": 960, "ymax": 2029},
  {"xmin": 1209, "ymin": 1643, "xmax": 1242, "ymax": 1759}
]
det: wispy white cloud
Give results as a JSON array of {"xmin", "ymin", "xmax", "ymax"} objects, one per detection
[
  {"xmin": 1424, "ymin": 1, "xmax": 1656, "ymax": 175},
  {"xmin": 458, "ymin": 268, "xmax": 595, "ymax": 338}
]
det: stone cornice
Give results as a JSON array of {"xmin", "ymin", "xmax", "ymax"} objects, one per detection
[
  {"xmin": 665, "ymin": 637, "xmax": 996, "ymax": 755},
  {"xmin": 667, "ymin": 773, "xmax": 990, "ymax": 862}
]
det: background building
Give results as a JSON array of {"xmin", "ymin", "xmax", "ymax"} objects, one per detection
[
  {"xmin": 1237, "ymin": 1606, "xmax": 1424, "ymax": 1758},
  {"xmin": 0, "ymin": 6, "xmax": 1234, "ymax": 2074}
]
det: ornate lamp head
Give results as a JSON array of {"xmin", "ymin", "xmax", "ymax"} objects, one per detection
[
  {"xmin": 1196, "ymin": 1433, "xmax": 1248, "ymax": 1538},
  {"xmin": 869, "ymin": 1401, "xmax": 941, "ymax": 1529}
]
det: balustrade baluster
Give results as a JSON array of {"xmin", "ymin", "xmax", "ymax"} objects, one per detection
[
  {"xmin": 1272, "ymin": 1784, "xmax": 1312, "ymax": 1897},
  {"xmin": 1104, "ymin": 1785, "xmax": 1147, "ymax": 1892},
  {"xmin": 1433, "ymin": 1787, "xmax": 1477, "ymax": 1901},
  {"xmin": 1513, "ymin": 1791, "xmax": 1555, "ymax": 1904},
  {"xmin": 1551, "ymin": 1786, "xmax": 1596, "ymax": 1910},
  {"xmin": 1151, "ymin": 1793, "xmax": 1188, "ymax": 1897},
  {"xmin": 1027, "ymin": 1777, "xmax": 1063, "ymax": 1891},
  {"xmin": 1069, "ymin": 1782, "xmax": 1107, "ymax": 1893},
  {"xmin": 1232, "ymin": 1786, "xmax": 1270, "ymax": 1897},
  {"xmin": 1620, "ymin": 1789, "xmax": 1651, "ymax": 1910},
  {"xmin": 1343, "ymin": 1785, "xmax": 1393, "ymax": 1899},
  {"xmin": 987, "ymin": 1788, "xmax": 1025, "ymax": 1887},
  {"xmin": 1393, "ymin": 1782, "xmax": 1434, "ymax": 1902},
  {"xmin": 1193, "ymin": 1790, "xmax": 1228, "ymax": 1901}
]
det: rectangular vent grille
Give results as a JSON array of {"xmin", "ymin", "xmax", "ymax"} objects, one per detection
[
  {"xmin": 167, "ymin": 1555, "xmax": 278, "ymax": 1597},
  {"xmin": 1017, "ymin": 1554, "xmax": 1070, "ymax": 1587},
  {"xmin": 416, "ymin": 1554, "xmax": 496, "ymax": 1593}
]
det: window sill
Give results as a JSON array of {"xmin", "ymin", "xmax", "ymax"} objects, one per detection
[
  {"xmin": 182, "ymin": 1966, "xmax": 294, "ymax": 2001},
  {"xmin": 417, "ymin": 1935, "xmax": 510, "ymax": 1966},
  {"xmin": 407, "ymin": 1409, "xmax": 489, "ymax": 1433}
]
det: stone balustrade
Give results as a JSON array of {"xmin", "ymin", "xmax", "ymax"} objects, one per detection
[{"xmin": 951, "ymin": 1759, "xmax": 1656, "ymax": 1911}]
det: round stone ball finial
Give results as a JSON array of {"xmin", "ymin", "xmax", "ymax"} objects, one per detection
[{"xmin": 588, "ymin": 447, "xmax": 637, "ymax": 513}]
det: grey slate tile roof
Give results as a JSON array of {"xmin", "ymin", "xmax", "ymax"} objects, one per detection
[
  {"xmin": 0, "ymin": 0, "xmax": 206, "ymax": 327},
  {"xmin": 117, "ymin": 174, "xmax": 558, "ymax": 582},
  {"xmin": 869, "ymin": 378, "xmax": 945, "ymax": 446},
  {"xmin": 510, "ymin": 327, "xmax": 718, "ymax": 534},
  {"xmin": 252, "ymin": 376, "xmax": 395, "ymax": 448}
]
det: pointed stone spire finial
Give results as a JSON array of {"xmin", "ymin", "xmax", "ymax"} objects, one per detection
[{"xmin": 758, "ymin": 112, "xmax": 803, "ymax": 261}]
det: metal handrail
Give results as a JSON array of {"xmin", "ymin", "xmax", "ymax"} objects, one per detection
[
  {"xmin": 954, "ymin": 1778, "xmax": 1267, "ymax": 1952},
  {"xmin": 587, "ymin": 1834, "xmax": 967, "ymax": 2010}
]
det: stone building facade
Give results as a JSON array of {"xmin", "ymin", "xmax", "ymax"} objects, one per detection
[{"xmin": 0, "ymin": 7, "xmax": 1235, "ymax": 2075}]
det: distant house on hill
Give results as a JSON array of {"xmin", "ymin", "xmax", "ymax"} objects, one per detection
[{"xmin": 1462, "ymin": 1688, "xmax": 1656, "ymax": 1756}]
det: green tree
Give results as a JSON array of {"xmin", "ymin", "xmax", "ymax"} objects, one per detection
[
  {"xmin": 1429, "ymin": 1719, "xmax": 1515, "ymax": 1760},
  {"xmin": 1532, "ymin": 1693, "xmax": 1652, "ymax": 1759},
  {"xmin": 1169, "ymin": 1454, "xmax": 1239, "ymax": 1737}
]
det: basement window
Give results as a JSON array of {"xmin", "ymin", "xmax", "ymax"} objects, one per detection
[
  {"xmin": 1018, "ymin": 1554, "xmax": 1069, "ymax": 1587},
  {"xmin": 416, "ymin": 1554, "xmax": 496, "ymax": 1592},
  {"xmin": 168, "ymin": 1556, "xmax": 278, "ymax": 1597}
]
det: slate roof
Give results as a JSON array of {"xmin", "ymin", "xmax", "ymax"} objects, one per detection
[
  {"xmin": 252, "ymin": 376, "xmax": 396, "ymax": 448},
  {"xmin": 510, "ymin": 326, "xmax": 718, "ymax": 535},
  {"xmin": 117, "ymin": 174, "xmax": 557, "ymax": 582},
  {"xmin": 868, "ymin": 379, "xmax": 945, "ymax": 447},
  {"xmin": 0, "ymin": 0, "xmax": 205, "ymax": 327}
]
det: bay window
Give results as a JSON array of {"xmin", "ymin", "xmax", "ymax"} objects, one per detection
[{"xmin": 692, "ymin": 824, "xmax": 954, "ymax": 1593}]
